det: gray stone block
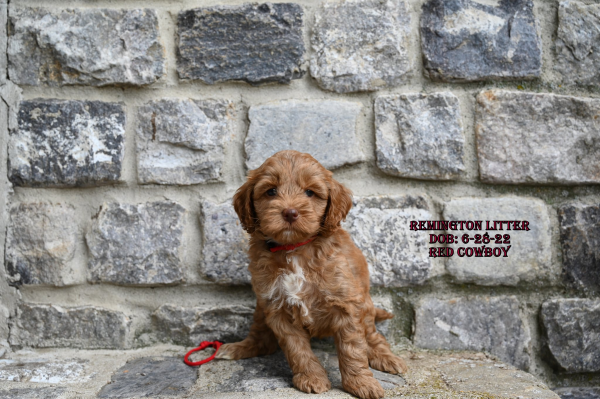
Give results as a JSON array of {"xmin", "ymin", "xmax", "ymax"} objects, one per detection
[
  {"xmin": 200, "ymin": 200, "xmax": 251, "ymax": 285},
  {"xmin": 444, "ymin": 197, "xmax": 552, "ymax": 286},
  {"xmin": 97, "ymin": 357, "xmax": 196, "ymax": 398},
  {"xmin": 0, "ymin": 0, "xmax": 6, "ymax": 85},
  {"xmin": 541, "ymin": 299, "xmax": 600, "ymax": 373},
  {"xmin": 10, "ymin": 304, "xmax": 129, "ymax": 349},
  {"xmin": 420, "ymin": 0, "xmax": 541, "ymax": 82},
  {"xmin": 197, "ymin": 351, "xmax": 293, "ymax": 393},
  {"xmin": 0, "ymin": 80, "xmax": 21, "ymax": 131},
  {"xmin": 0, "ymin": 388, "xmax": 65, "ymax": 399},
  {"xmin": 0, "ymin": 358, "xmax": 88, "ymax": 383},
  {"xmin": 343, "ymin": 196, "xmax": 435, "ymax": 287},
  {"xmin": 5, "ymin": 203, "xmax": 80, "ymax": 286},
  {"xmin": 195, "ymin": 350, "xmax": 404, "ymax": 393},
  {"xmin": 152, "ymin": 304, "xmax": 254, "ymax": 346},
  {"xmin": 558, "ymin": 203, "xmax": 600, "ymax": 294},
  {"xmin": 245, "ymin": 100, "xmax": 364, "ymax": 170},
  {"xmin": 476, "ymin": 90, "xmax": 600, "ymax": 184},
  {"xmin": 8, "ymin": 8, "xmax": 164, "ymax": 87},
  {"xmin": 556, "ymin": 1, "xmax": 600, "ymax": 87},
  {"xmin": 375, "ymin": 93, "xmax": 465, "ymax": 180},
  {"xmin": 136, "ymin": 99, "xmax": 234, "ymax": 185},
  {"xmin": 414, "ymin": 296, "xmax": 530, "ymax": 369},
  {"xmin": 438, "ymin": 360, "xmax": 559, "ymax": 399},
  {"xmin": 177, "ymin": 4, "xmax": 304, "ymax": 85},
  {"xmin": 310, "ymin": 0, "xmax": 410, "ymax": 93},
  {"xmin": 9, "ymin": 100, "xmax": 125, "ymax": 187},
  {"xmin": 86, "ymin": 201, "xmax": 186, "ymax": 286},
  {"xmin": 555, "ymin": 387, "xmax": 600, "ymax": 399}
]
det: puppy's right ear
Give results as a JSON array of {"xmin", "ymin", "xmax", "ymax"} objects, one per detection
[{"xmin": 233, "ymin": 176, "xmax": 257, "ymax": 234}]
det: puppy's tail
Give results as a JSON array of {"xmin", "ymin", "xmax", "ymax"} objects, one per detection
[{"xmin": 374, "ymin": 307, "xmax": 394, "ymax": 322}]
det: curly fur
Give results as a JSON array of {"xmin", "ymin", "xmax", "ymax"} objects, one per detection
[{"xmin": 216, "ymin": 150, "xmax": 407, "ymax": 399}]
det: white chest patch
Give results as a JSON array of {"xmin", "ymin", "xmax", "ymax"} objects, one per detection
[{"xmin": 265, "ymin": 256, "xmax": 311, "ymax": 320}]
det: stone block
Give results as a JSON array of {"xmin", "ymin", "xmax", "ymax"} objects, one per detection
[
  {"xmin": 97, "ymin": 357, "xmax": 196, "ymax": 398},
  {"xmin": 177, "ymin": 4, "xmax": 304, "ymax": 85},
  {"xmin": 556, "ymin": 1, "xmax": 600, "ymax": 87},
  {"xmin": 414, "ymin": 296, "xmax": 530, "ymax": 369},
  {"xmin": 438, "ymin": 359, "xmax": 559, "ymax": 399},
  {"xmin": 554, "ymin": 387, "xmax": 600, "ymax": 399},
  {"xmin": 420, "ymin": 0, "xmax": 541, "ymax": 81},
  {"xmin": 375, "ymin": 93, "xmax": 465, "ymax": 180},
  {"xmin": 476, "ymin": 90, "xmax": 600, "ymax": 184},
  {"xmin": 558, "ymin": 203, "xmax": 600, "ymax": 294},
  {"xmin": 343, "ymin": 195, "xmax": 435, "ymax": 287},
  {"xmin": 541, "ymin": 299, "xmax": 600, "ymax": 373},
  {"xmin": 152, "ymin": 304, "xmax": 254, "ymax": 346},
  {"xmin": 86, "ymin": 201, "xmax": 185, "ymax": 286},
  {"xmin": 10, "ymin": 304, "xmax": 129, "ymax": 349},
  {"xmin": 8, "ymin": 8, "xmax": 164, "ymax": 86},
  {"xmin": 136, "ymin": 99, "xmax": 234, "ymax": 185},
  {"xmin": 195, "ymin": 350, "xmax": 404, "ymax": 393},
  {"xmin": 0, "ymin": 80, "xmax": 21, "ymax": 131},
  {"xmin": 444, "ymin": 197, "xmax": 552, "ymax": 286},
  {"xmin": 0, "ymin": 388, "xmax": 65, "ymax": 399},
  {"xmin": 0, "ymin": 0, "xmax": 6, "ymax": 85},
  {"xmin": 0, "ymin": 358, "xmax": 88, "ymax": 383},
  {"xmin": 245, "ymin": 100, "xmax": 364, "ymax": 170},
  {"xmin": 5, "ymin": 203, "xmax": 81, "ymax": 286},
  {"xmin": 310, "ymin": 0, "xmax": 410, "ymax": 93},
  {"xmin": 9, "ymin": 100, "xmax": 125, "ymax": 187},
  {"xmin": 200, "ymin": 200, "xmax": 251, "ymax": 285},
  {"xmin": 196, "ymin": 351, "xmax": 293, "ymax": 393}
]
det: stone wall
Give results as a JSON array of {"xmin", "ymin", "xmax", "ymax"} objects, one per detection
[{"xmin": 0, "ymin": 0, "xmax": 599, "ymax": 394}]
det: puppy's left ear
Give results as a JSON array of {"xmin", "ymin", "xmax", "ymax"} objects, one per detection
[{"xmin": 321, "ymin": 176, "xmax": 353, "ymax": 236}]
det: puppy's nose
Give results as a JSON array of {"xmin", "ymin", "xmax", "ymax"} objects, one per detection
[{"xmin": 282, "ymin": 208, "xmax": 299, "ymax": 223}]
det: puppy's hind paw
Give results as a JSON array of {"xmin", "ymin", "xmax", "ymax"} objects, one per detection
[
  {"xmin": 369, "ymin": 353, "xmax": 408, "ymax": 375},
  {"xmin": 343, "ymin": 375, "xmax": 385, "ymax": 399},
  {"xmin": 293, "ymin": 372, "xmax": 331, "ymax": 394}
]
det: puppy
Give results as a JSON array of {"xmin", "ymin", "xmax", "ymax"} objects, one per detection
[{"xmin": 216, "ymin": 150, "xmax": 407, "ymax": 399}]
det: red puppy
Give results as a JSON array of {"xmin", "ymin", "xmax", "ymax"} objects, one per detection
[{"xmin": 216, "ymin": 150, "xmax": 407, "ymax": 399}]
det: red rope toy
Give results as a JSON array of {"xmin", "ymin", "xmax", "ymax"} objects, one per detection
[{"xmin": 183, "ymin": 341, "xmax": 223, "ymax": 367}]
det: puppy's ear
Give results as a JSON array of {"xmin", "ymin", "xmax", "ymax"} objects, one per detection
[
  {"xmin": 233, "ymin": 176, "xmax": 257, "ymax": 234},
  {"xmin": 321, "ymin": 176, "xmax": 353, "ymax": 236}
]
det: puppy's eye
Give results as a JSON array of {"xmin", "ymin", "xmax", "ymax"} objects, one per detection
[
  {"xmin": 266, "ymin": 188, "xmax": 277, "ymax": 197},
  {"xmin": 305, "ymin": 190, "xmax": 314, "ymax": 197}
]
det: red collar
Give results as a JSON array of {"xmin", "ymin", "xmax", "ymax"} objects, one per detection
[{"xmin": 268, "ymin": 236, "xmax": 317, "ymax": 253}]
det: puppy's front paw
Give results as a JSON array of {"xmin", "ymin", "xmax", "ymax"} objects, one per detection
[
  {"xmin": 369, "ymin": 353, "xmax": 408, "ymax": 375},
  {"xmin": 293, "ymin": 372, "xmax": 331, "ymax": 394},
  {"xmin": 343, "ymin": 375, "xmax": 385, "ymax": 399},
  {"xmin": 214, "ymin": 343, "xmax": 237, "ymax": 360},
  {"xmin": 215, "ymin": 342, "xmax": 256, "ymax": 360}
]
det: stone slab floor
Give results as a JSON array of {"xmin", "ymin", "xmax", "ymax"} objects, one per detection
[{"xmin": 0, "ymin": 344, "xmax": 559, "ymax": 399}]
